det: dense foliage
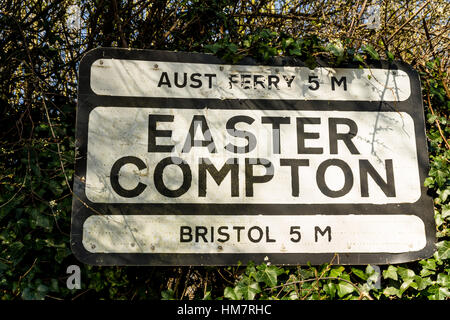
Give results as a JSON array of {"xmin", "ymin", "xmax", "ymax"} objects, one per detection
[{"xmin": 0, "ymin": 0, "xmax": 448, "ymax": 300}]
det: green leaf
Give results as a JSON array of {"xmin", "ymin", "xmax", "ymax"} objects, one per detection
[
  {"xmin": 438, "ymin": 188, "xmax": 450, "ymax": 203},
  {"xmin": 323, "ymin": 282, "xmax": 336, "ymax": 299},
  {"xmin": 442, "ymin": 205, "xmax": 450, "ymax": 219},
  {"xmin": 224, "ymin": 286, "xmax": 239, "ymax": 300},
  {"xmin": 337, "ymin": 281, "xmax": 355, "ymax": 297},
  {"xmin": 329, "ymin": 266, "xmax": 344, "ymax": 278},
  {"xmin": 366, "ymin": 265, "xmax": 380, "ymax": 285},
  {"xmin": 0, "ymin": 261, "xmax": 9, "ymax": 273},
  {"xmin": 437, "ymin": 273, "xmax": 450, "ymax": 287},
  {"xmin": 353, "ymin": 54, "xmax": 365, "ymax": 63},
  {"xmin": 383, "ymin": 266, "xmax": 398, "ymax": 281},
  {"xmin": 255, "ymin": 264, "xmax": 283, "ymax": 287},
  {"xmin": 386, "ymin": 51, "xmax": 394, "ymax": 61},
  {"xmin": 235, "ymin": 280, "xmax": 261, "ymax": 300},
  {"xmin": 424, "ymin": 176, "xmax": 435, "ymax": 188},
  {"xmin": 399, "ymin": 278, "xmax": 417, "ymax": 296},
  {"xmin": 414, "ymin": 276, "xmax": 433, "ymax": 291},
  {"xmin": 289, "ymin": 48, "xmax": 302, "ymax": 56},
  {"xmin": 351, "ymin": 267, "xmax": 368, "ymax": 281},
  {"xmin": 326, "ymin": 41, "xmax": 344, "ymax": 57},
  {"xmin": 427, "ymin": 286, "xmax": 450, "ymax": 300},
  {"xmin": 36, "ymin": 215, "xmax": 52, "ymax": 230},
  {"xmin": 383, "ymin": 286, "xmax": 400, "ymax": 297},
  {"xmin": 397, "ymin": 267, "xmax": 415, "ymax": 280},
  {"xmin": 362, "ymin": 45, "xmax": 380, "ymax": 60},
  {"xmin": 436, "ymin": 241, "xmax": 450, "ymax": 260},
  {"xmin": 161, "ymin": 289, "xmax": 174, "ymax": 300}
]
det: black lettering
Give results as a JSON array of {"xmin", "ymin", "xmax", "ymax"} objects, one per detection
[
  {"xmin": 248, "ymin": 226, "xmax": 263, "ymax": 243},
  {"xmin": 241, "ymin": 74, "xmax": 251, "ymax": 89},
  {"xmin": 182, "ymin": 115, "xmax": 216, "ymax": 153},
  {"xmin": 157, "ymin": 72, "xmax": 171, "ymax": 87},
  {"xmin": 233, "ymin": 226, "xmax": 245, "ymax": 242},
  {"xmin": 225, "ymin": 116, "xmax": 257, "ymax": 153},
  {"xmin": 180, "ymin": 226, "xmax": 192, "ymax": 242},
  {"xmin": 174, "ymin": 72, "xmax": 187, "ymax": 88},
  {"xmin": 280, "ymin": 159, "xmax": 310, "ymax": 196},
  {"xmin": 229, "ymin": 74, "xmax": 239, "ymax": 89},
  {"xmin": 268, "ymin": 75, "xmax": 280, "ymax": 89},
  {"xmin": 204, "ymin": 73, "xmax": 216, "ymax": 88},
  {"xmin": 261, "ymin": 116, "xmax": 290, "ymax": 154},
  {"xmin": 195, "ymin": 226, "xmax": 208, "ymax": 242},
  {"xmin": 153, "ymin": 157, "xmax": 192, "ymax": 197},
  {"xmin": 282, "ymin": 75, "xmax": 295, "ymax": 88},
  {"xmin": 331, "ymin": 76, "xmax": 347, "ymax": 90},
  {"xmin": 110, "ymin": 156, "xmax": 147, "ymax": 198},
  {"xmin": 308, "ymin": 75, "xmax": 319, "ymax": 90},
  {"xmin": 245, "ymin": 158, "xmax": 274, "ymax": 197},
  {"xmin": 253, "ymin": 74, "xmax": 265, "ymax": 89},
  {"xmin": 218, "ymin": 226, "xmax": 230, "ymax": 243},
  {"xmin": 329, "ymin": 118, "xmax": 360, "ymax": 154},
  {"xmin": 290, "ymin": 226, "xmax": 301, "ymax": 243},
  {"xmin": 297, "ymin": 117, "xmax": 323, "ymax": 154},
  {"xmin": 190, "ymin": 73, "xmax": 202, "ymax": 88},
  {"xmin": 316, "ymin": 159, "xmax": 353, "ymax": 198},
  {"xmin": 198, "ymin": 158, "xmax": 239, "ymax": 197},
  {"xmin": 148, "ymin": 114, "xmax": 175, "ymax": 152},
  {"xmin": 266, "ymin": 226, "xmax": 276, "ymax": 243},
  {"xmin": 315, "ymin": 226, "xmax": 332, "ymax": 242},
  {"xmin": 360, "ymin": 159, "xmax": 396, "ymax": 197}
]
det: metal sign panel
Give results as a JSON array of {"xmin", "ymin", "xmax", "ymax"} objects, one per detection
[{"xmin": 71, "ymin": 47, "xmax": 435, "ymax": 266}]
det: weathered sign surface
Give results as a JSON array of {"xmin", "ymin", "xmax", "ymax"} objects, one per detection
[{"xmin": 71, "ymin": 47, "xmax": 435, "ymax": 265}]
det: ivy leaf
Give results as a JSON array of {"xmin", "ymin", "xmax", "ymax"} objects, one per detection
[
  {"xmin": 326, "ymin": 41, "xmax": 344, "ymax": 57},
  {"xmin": 366, "ymin": 265, "xmax": 380, "ymax": 285},
  {"xmin": 224, "ymin": 286, "xmax": 239, "ymax": 300},
  {"xmin": 329, "ymin": 266, "xmax": 345, "ymax": 278},
  {"xmin": 235, "ymin": 279, "xmax": 261, "ymax": 300},
  {"xmin": 255, "ymin": 264, "xmax": 283, "ymax": 287},
  {"xmin": 161, "ymin": 289, "xmax": 174, "ymax": 300},
  {"xmin": 323, "ymin": 282, "xmax": 336, "ymax": 299},
  {"xmin": 337, "ymin": 281, "xmax": 355, "ymax": 297},
  {"xmin": 436, "ymin": 241, "xmax": 450, "ymax": 260},
  {"xmin": 397, "ymin": 267, "xmax": 415, "ymax": 280},
  {"xmin": 362, "ymin": 45, "xmax": 380, "ymax": 60},
  {"xmin": 427, "ymin": 285, "xmax": 450, "ymax": 300},
  {"xmin": 414, "ymin": 276, "xmax": 433, "ymax": 291},
  {"xmin": 289, "ymin": 48, "xmax": 303, "ymax": 56},
  {"xmin": 442, "ymin": 204, "xmax": 450, "ymax": 219},
  {"xmin": 383, "ymin": 265, "xmax": 398, "ymax": 281},
  {"xmin": 438, "ymin": 188, "xmax": 450, "ymax": 203},
  {"xmin": 351, "ymin": 267, "xmax": 368, "ymax": 281},
  {"xmin": 353, "ymin": 54, "xmax": 365, "ymax": 63},
  {"xmin": 386, "ymin": 50, "xmax": 394, "ymax": 61},
  {"xmin": 383, "ymin": 286, "xmax": 400, "ymax": 297},
  {"xmin": 437, "ymin": 274, "xmax": 450, "ymax": 287}
]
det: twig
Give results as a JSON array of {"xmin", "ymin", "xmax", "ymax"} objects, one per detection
[
  {"xmin": 217, "ymin": 268, "xmax": 235, "ymax": 286},
  {"xmin": 0, "ymin": 173, "xmax": 27, "ymax": 209},
  {"xmin": 422, "ymin": 18, "xmax": 436, "ymax": 60},
  {"xmin": 15, "ymin": 258, "xmax": 38, "ymax": 296},
  {"xmin": 426, "ymin": 87, "xmax": 450, "ymax": 150},
  {"xmin": 71, "ymin": 288, "xmax": 93, "ymax": 301},
  {"xmin": 386, "ymin": 0, "xmax": 431, "ymax": 44},
  {"xmin": 349, "ymin": 0, "xmax": 368, "ymax": 38},
  {"xmin": 112, "ymin": 0, "xmax": 128, "ymax": 48}
]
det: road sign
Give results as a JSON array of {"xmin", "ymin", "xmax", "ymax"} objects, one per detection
[{"xmin": 71, "ymin": 47, "xmax": 435, "ymax": 265}]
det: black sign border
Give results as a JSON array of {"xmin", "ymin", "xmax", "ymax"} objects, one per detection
[{"xmin": 71, "ymin": 47, "xmax": 435, "ymax": 266}]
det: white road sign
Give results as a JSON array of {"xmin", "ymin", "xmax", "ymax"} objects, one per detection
[{"xmin": 71, "ymin": 48, "xmax": 435, "ymax": 266}]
